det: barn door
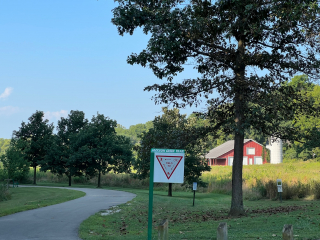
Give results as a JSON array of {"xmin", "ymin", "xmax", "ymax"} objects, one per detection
[
  {"xmin": 228, "ymin": 157, "xmax": 233, "ymax": 166},
  {"xmin": 254, "ymin": 157, "xmax": 263, "ymax": 165},
  {"xmin": 243, "ymin": 157, "xmax": 248, "ymax": 165}
]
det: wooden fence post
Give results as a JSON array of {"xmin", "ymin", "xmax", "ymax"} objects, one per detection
[
  {"xmin": 217, "ymin": 222, "xmax": 228, "ymax": 240},
  {"xmin": 282, "ymin": 224, "xmax": 293, "ymax": 240},
  {"xmin": 158, "ymin": 219, "xmax": 168, "ymax": 240}
]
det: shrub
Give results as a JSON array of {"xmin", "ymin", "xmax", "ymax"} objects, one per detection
[
  {"xmin": 282, "ymin": 181, "xmax": 310, "ymax": 200},
  {"xmin": 243, "ymin": 187, "xmax": 263, "ymax": 201},
  {"xmin": 0, "ymin": 167, "xmax": 6, "ymax": 181},
  {"xmin": 264, "ymin": 180, "xmax": 278, "ymax": 200},
  {"xmin": 0, "ymin": 140, "xmax": 29, "ymax": 183},
  {"xmin": 0, "ymin": 184, "xmax": 11, "ymax": 202},
  {"xmin": 313, "ymin": 182, "xmax": 320, "ymax": 199}
]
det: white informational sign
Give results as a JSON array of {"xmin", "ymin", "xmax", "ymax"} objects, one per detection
[
  {"xmin": 193, "ymin": 182, "xmax": 197, "ymax": 191},
  {"xmin": 152, "ymin": 148, "xmax": 185, "ymax": 183},
  {"xmin": 277, "ymin": 179, "xmax": 282, "ymax": 193}
]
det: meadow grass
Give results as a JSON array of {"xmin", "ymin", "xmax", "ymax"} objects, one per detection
[
  {"xmin": 202, "ymin": 160, "xmax": 320, "ymax": 200},
  {"xmin": 0, "ymin": 187, "xmax": 85, "ymax": 217}
]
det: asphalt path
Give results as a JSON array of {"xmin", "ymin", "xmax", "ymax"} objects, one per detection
[{"xmin": 0, "ymin": 186, "xmax": 136, "ymax": 240}]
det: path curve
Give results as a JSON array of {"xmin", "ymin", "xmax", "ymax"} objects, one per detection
[{"xmin": 0, "ymin": 186, "xmax": 136, "ymax": 240}]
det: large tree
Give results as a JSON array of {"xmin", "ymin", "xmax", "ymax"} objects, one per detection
[
  {"xmin": 0, "ymin": 139, "xmax": 29, "ymax": 182},
  {"xmin": 112, "ymin": 0, "xmax": 320, "ymax": 215},
  {"xmin": 75, "ymin": 113, "xmax": 133, "ymax": 188},
  {"xmin": 42, "ymin": 110, "xmax": 88, "ymax": 186},
  {"xmin": 135, "ymin": 107, "xmax": 210, "ymax": 196},
  {"xmin": 283, "ymin": 75, "xmax": 320, "ymax": 160},
  {"xmin": 13, "ymin": 111, "xmax": 54, "ymax": 184}
]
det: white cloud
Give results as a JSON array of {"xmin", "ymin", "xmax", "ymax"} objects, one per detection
[
  {"xmin": 44, "ymin": 110, "xmax": 68, "ymax": 121},
  {"xmin": 0, "ymin": 87, "xmax": 13, "ymax": 100},
  {"xmin": 0, "ymin": 106, "xmax": 19, "ymax": 115}
]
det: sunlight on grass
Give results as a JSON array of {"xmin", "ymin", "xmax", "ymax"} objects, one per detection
[
  {"xmin": 0, "ymin": 187, "xmax": 85, "ymax": 217},
  {"xmin": 79, "ymin": 188, "xmax": 320, "ymax": 240}
]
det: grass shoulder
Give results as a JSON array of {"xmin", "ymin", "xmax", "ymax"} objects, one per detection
[{"xmin": 0, "ymin": 186, "xmax": 85, "ymax": 217}]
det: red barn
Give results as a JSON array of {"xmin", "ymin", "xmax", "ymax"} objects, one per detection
[{"xmin": 206, "ymin": 139, "xmax": 266, "ymax": 166}]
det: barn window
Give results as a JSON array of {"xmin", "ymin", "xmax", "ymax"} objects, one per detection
[{"xmin": 247, "ymin": 147, "xmax": 255, "ymax": 155}]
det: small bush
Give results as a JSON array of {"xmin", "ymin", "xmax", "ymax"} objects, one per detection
[
  {"xmin": 264, "ymin": 180, "xmax": 278, "ymax": 199},
  {"xmin": 313, "ymin": 182, "xmax": 320, "ymax": 199},
  {"xmin": 243, "ymin": 187, "xmax": 263, "ymax": 201},
  {"xmin": 0, "ymin": 184, "xmax": 11, "ymax": 202},
  {"xmin": 282, "ymin": 182, "xmax": 310, "ymax": 200},
  {"xmin": 0, "ymin": 168, "xmax": 7, "ymax": 181},
  {"xmin": 73, "ymin": 176, "xmax": 89, "ymax": 184}
]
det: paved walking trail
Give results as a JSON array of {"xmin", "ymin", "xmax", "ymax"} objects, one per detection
[{"xmin": 0, "ymin": 186, "xmax": 136, "ymax": 240}]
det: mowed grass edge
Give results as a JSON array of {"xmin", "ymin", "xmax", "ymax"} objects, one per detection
[
  {"xmin": 0, "ymin": 187, "xmax": 85, "ymax": 217},
  {"xmin": 79, "ymin": 188, "xmax": 320, "ymax": 240}
]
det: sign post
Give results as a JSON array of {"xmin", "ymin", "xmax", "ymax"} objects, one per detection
[
  {"xmin": 147, "ymin": 151, "xmax": 155, "ymax": 240},
  {"xmin": 147, "ymin": 148, "xmax": 185, "ymax": 240},
  {"xmin": 277, "ymin": 179, "xmax": 282, "ymax": 203},
  {"xmin": 193, "ymin": 182, "xmax": 197, "ymax": 206}
]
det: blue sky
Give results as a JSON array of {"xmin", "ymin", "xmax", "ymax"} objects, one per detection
[{"xmin": 0, "ymin": 0, "xmax": 206, "ymax": 139}]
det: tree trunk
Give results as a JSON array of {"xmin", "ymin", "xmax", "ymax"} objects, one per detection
[
  {"xmin": 229, "ymin": 121, "xmax": 245, "ymax": 216},
  {"xmin": 168, "ymin": 183, "xmax": 172, "ymax": 197},
  {"xmin": 68, "ymin": 173, "xmax": 72, "ymax": 186},
  {"xmin": 97, "ymin": 170, "xmax": 101, "ymax": 188},
  {"xmin": 229, "ymin": 37, "xmax": 246, "ymax": 216},
  {"xmin": 33, "ymin": 166, "xmax": 37, "ymax": 185}
]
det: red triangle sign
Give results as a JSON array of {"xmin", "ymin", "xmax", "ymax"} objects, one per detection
[{"xmin": 156, "ymin": 155, "xmax": 183, "ymax": 180}]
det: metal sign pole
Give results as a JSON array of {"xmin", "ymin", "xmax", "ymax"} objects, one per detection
[
  {"xmin": 193, "ymin": 190, "xmax": 195, "ymax": 206},
  {"xmin": 277, "ymin": 179, "xmax": 283, "ymax": 203},
  {"xmin": 148, "ymin": 148, "xmax": 185, "ymax": 239},
  {"xmin": 192, "ymin": 182, "xmax": 197, "ymax": 207},
  {"xmin": 147, "ymin": 151, "xmax": 155, "ymax": 240}
]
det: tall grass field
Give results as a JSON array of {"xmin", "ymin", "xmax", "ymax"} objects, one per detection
[
  {"xmin": 202, "ymin": 160, "xmax": 320, "ymax": 200},
  {"xmin": 24, "ymin": 160, "xmax": 320, "ymax": 200}
]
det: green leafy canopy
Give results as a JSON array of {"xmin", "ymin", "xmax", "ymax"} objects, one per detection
[{"xmin": 112, "ymin": 0, "xmax": 320, "ymax": 216}]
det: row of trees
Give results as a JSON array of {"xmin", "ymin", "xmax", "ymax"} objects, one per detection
[
  {"xmin": 1, "ymin": 109, "xmax": 212, "ymax": 190},
  {"xmin": 1, "ymin": 75, "xmax": 318, "ymax": 189},
  {"xmin": 1, "ymin": 110, "xmax": 133, "ymax": 187}
]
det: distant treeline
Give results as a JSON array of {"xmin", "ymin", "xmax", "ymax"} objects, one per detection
[
  {"xmin": 0, "ymin": 139, "xmax": 10, "ymax": 156},
  {"xmin": 115, "ymin": 121, "xmax": 153, "ymax": 145}
]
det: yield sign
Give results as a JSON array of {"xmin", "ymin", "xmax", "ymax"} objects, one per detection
[{"xmin": 156, "ymin": 155, "xmax": 183, "ymax": 180}]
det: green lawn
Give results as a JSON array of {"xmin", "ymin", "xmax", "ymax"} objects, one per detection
[
  {"xmin": 9, "ymin": 182, "xmax": 320, "ymax": 239},
  {"xmin": 0, "ymin": 187, "xmax": 85, "ymax": 217},
  {"xmin": 79, "ymin": 188, "xmax": 320, "ymax": 240}
]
